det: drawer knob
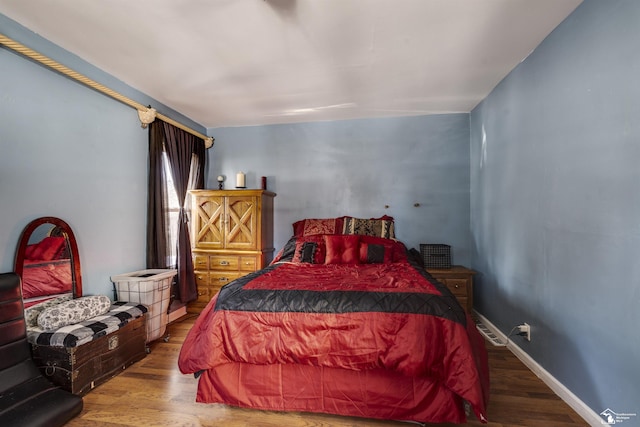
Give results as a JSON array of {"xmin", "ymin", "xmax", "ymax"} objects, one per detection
[
  {"xmin": 219, "ymin": 261, "xmax": 230, "ymax": 266},
  {"xmin": 455, "ymin": 284, "xmax": 460, "ymax": 289},
  {"xmin": 219, "ymin": 277, "xmax": 228, "ymax": 281}
]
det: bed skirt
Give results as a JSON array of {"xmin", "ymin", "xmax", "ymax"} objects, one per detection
[{"xmin": 195, "ymin": 362, "xmax": 470, "ymax": 424}]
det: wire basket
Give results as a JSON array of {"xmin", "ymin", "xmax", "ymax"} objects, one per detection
[{"xmin": 420, "ymin": 244, "xmax": 451, "ymax": 269}]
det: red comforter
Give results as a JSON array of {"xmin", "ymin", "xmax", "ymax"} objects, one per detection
[
  {"xmin": 21, "ymin": 259, "xmax": 73, "ymax": 301},
  {"xmin": 179, "ymin": 258, "xmax": 489, "ymax": 423}
]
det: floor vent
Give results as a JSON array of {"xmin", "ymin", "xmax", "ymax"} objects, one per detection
[{"xmin": 476, "ymin": 320, "xmax": 506, "ymax": 346}]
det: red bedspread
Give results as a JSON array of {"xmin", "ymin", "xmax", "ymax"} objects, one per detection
[
  {"xmin": 179, "ymin": 260, "xmax": 489, "ymax": 423},
  {"xmin": 21, "ymin": 259, "xmax": 73, "ymax": 300}
]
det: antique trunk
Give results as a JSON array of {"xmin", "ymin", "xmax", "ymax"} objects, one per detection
[{"xmin": 31, "ymin": 314, "xmax": 147, "ymax": 395}]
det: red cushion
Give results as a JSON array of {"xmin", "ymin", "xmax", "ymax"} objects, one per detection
[
  {"xmin": 25, "ymin": 244, "xmax": 39, "ymax": 260},
  {"xmin": 359, "ymin": 242, "xmax": 392, "ymax": 264},
  {"xmin": 33, "ymin": 236, "xmax": 66, "ymax": 261},
  {"xmin": 324, "ymin": 235, "xmax": 360, "ymax": 264},
  {"xmin": 360, "ymin": 235, "xmax": 407, "ymax": 262}
]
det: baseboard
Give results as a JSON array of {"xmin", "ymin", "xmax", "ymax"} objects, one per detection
[
  {"xmin": 474, "ymin": 311, "xmax": 603, "ymax": 427},
  {"xmin": 168, "ymin": 305, "xmax": 187, "ymax": 323}
]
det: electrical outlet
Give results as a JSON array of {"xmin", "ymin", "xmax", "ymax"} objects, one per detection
[{"xmin": 518, "ymin": 323, "xmax": 531, "ymax": 341}]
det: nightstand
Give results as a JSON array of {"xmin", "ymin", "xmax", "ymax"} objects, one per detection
[{"xmin": 426, "ymin": 265, "xmax": 476, "ymax": 313}]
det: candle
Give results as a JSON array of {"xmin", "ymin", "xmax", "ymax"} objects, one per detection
[{"xmin": 236, "ymin": 172, "xmax": 245, "ymax": 188}]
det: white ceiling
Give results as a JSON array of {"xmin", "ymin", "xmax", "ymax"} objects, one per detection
[{"xmin": 0, "ymin": 0, "xmax": 582, "ymax": 129}]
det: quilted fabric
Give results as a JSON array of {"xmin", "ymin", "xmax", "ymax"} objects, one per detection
[
  {"xmin": 37, "ymin": 295, "xmax": 111, "ymax": 330},
  {"xmin": 27, "ymin": 301, "xmax": 148, "ymax": 347}
]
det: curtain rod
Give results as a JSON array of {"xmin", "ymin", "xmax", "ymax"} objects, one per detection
[{"xmin": 0, "ymin": 33, "xmax": 213, "ymax": 148}]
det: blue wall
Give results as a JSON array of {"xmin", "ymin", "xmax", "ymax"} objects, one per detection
[
  {"xmin": 208, "ymin": 115, "xmax": 472, "ymax": 260},
  {"xmin": 470, "ymin": 0, "xmax": 640, "ymax": 417},
  {"xmin": 0, "ymin": 15, "xmax": 204, "ymax": 296}
]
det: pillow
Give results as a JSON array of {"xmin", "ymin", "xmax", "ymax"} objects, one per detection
[
  {"xmin": 24, "ymin": 244, "xmax": 39, "ymax": 260},
  {"xmin": 324, "ymin": 235, "xmax": 360, "ymax": 264},
  {"xmin": 29, "ymin": 236, "xmax": 67, "ymax": 261},
  {"xmin": 359, "ymin": 235, "xmax": 407, "ymax": 263},
  {"xmin": 24, "ymin": 294, "xmax": 73, "ymax": 327},
  {"xmin": 359, "ymin": 242, "xmax": 393, "ymax": 264},
  {"xmin": 343, "ymin": 216, "xmax": 395, "ymax": 239},
  {"xmin": 292, "ymin": 237, "xmax": 326, "ymax": 264},
  {"xmin": 292, "ymin": 217, "xmax": 348, "ymax": 237},
  {"xmin": 37, "ymin": 295, "xmax": 112, "ymax": 331}
]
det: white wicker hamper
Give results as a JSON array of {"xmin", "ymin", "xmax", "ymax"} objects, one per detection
[{"xmin": 111, "ymin": 269, "xmax": 177, "ymax": 343}]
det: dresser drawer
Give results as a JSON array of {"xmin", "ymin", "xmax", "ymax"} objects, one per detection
[
  {"xmin": 195, "ymin": 284, "xmax": 215, "ymax": 304},
  {"xmin": 209, "ymin": 271, "xmax": 242, "ymax": 285},
  {"xmin": 210, "ymin": 255, "xmax": 239, "ymax": 270},
  {"xmin": 239, "ymin": 256, "xmax": 258, "ymax": 271},
  {"xmin": 194, "ymin": 271, "xmax": 210, "ymax": 287},
  {"xmin": 426, "ymin": 265, "xmax": 476, "ymax": 313},
  {"xmin": 444, "ymin": 279, "xmax": 468, "ymax": 297},
  {"xmin": 193, "ymin": 255, "xmax": 209, "ymax": 270},
  {"xmin": 455, "ymin": 297, "xmax": 468, "ymax": 312}
]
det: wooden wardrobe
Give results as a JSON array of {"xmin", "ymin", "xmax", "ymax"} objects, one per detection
[{"xmin": 188, "ymin": 189, "xmax": 276, "ymax": 313}]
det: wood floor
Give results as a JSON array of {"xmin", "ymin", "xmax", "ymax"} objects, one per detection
[{"xmin": 65, "ymin": 314, "xmax": 588, "ymax": 427}]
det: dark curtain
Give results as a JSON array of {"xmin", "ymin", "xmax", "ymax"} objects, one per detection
[
  {"xmin": 146, "ymin": 121, "xmax": 169, "ymax": 269},
  {"xmin": 146, "ymin": 121, "xmax": 206, "ymax": 303},
  {"xmin": 163, "ymin": 122, "xmax": 205, "ymax": 303}
]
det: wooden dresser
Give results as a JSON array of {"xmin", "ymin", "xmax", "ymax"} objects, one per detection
[
  {"xmin": 426, "ymin": 265, "xmax": 476, "ymax": 313},
  {"xmin": 188, "ymin": 189, "xmax": 275, "ymax": 313}
]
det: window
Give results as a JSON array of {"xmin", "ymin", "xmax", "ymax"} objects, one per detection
[
  {"xmin": 162, "ymin": 152, "xmax": 180, "ymax": 268},
  {"xmin": 161, "ymin": 150, "xmax": 199, "ymax": 268}
]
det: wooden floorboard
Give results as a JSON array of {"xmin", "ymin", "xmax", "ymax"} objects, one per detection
[{"xmin": 65, "ymin": 314, "xmax": 589, "ymax": 427}]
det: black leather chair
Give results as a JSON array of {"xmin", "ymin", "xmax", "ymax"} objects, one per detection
[{"xmin": 0, "ymin": 272, "xmax": 83, "ymax": 427}]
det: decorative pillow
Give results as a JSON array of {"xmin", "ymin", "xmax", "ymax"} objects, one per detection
[
  {"xmin": 37, "ymin": 295, "xmax": 112, "ymax": 331},
  {"xmin": 359, "ymin": 242, "xmax": 392, "ymax": 264},
  {"xmin": 343, "ymin": 216, "xmax": 395, "ymax": 239},
  {"xmin": 324, "ymin": 235, "xmax": 360, "ymax": 264},
  {"xmin": 292, "ymin": 239, "xmax": 326, "ymax": 264},
  {"xmin": 292, "ymin": 217, "xmax": 348, "ymax": 237},
  {"xmin": 359, "ymin": 235, "xmax": 407, "ymax": 263},
  {"xmin": 29, "ymin": 236, "xmax": 67, "ymax": 261},
  {"xmin": 24, "ymin": 294, "xmax": 72, "ymax": 327}
]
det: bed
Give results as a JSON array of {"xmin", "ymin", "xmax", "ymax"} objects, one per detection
[{"xmin": 178, "ymin": 216, "xmax": 489, "ymax": 424}]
